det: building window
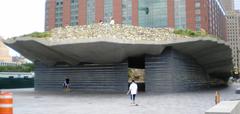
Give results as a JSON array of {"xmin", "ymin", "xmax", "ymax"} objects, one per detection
[
  {"xmin": 104, "ymin": 0, "xmax": 113, "ymax": 23},
  {"xmin": 196, "ymin": 16, "xmax": 201, "ymax": 22},
  {"xmin": 45, "ymin": 1, "xmax": 49, "ymax": 30},
  {"xmin": 195, "ymin": 2, "xmax": 200, "ymax": 8},
  {"xmin": 55, "ymin": 0, "xmax": 63, "ymax": 27},
  {"xmin": 196, "ymin": 23, "xmax": 201, "ymax": 30},
  {"xmin": 70, "ymin": 0, "xmax": 78, "ymax": 26},
  {"xmin": 174, "ymin": 0, "xmax": 186, "ymax": 28},
  {"xmin": 87, "ymin": 0, "xmax": 95, "ymax": 24},
  {"xmin": 196, "ymin": 15, "xmax": 201, "ymax": 30},
  {"xmin": 195, "ymin": 9, "xmax": 200, "ymax": 15},
  {"xmin": 138, "ymin": 0, "xmax": 168, "ymax": 27},
  {"xmin": 122, "ymin": 0, "xmax": 132, "ymax": 24}
]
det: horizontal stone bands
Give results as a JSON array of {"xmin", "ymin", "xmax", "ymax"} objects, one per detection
[
  {"xmin": 145, "ymin": 48, "xmax": 209, "ymax": 93},
  {"xmin": 34, "ymin": 63, "xmax": 128, "ymax": 92}
]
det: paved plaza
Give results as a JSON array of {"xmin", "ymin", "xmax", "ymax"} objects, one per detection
[{"xmin": 6, "ymin": 83, "xmax": 240, "ymax": 114}]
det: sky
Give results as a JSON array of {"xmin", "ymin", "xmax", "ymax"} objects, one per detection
[
  {"xmin": 0, "ymin": 0, "xmax": 46, "ymax": 56},
  {"xmin": 236, "ymin": 0, "xmax": 240, "ymax": 10}
]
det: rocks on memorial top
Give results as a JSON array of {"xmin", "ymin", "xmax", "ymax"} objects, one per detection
[{"xmin": 48, "ymin": 24, "xmax": 191, "ymax": 41}]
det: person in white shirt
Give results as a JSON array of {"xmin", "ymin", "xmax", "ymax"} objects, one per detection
[
  {"xmin": 110, "ymin": 17, "xmax": 115, "ymax": 25},
  {"xmin": 127, "ymin": 80, "xmax": 138, "ymax": 104}
]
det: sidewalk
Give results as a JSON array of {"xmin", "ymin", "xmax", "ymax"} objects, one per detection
[{"xmin": 5, "ymin": 84, "xmax": 240, "ymax": 114}]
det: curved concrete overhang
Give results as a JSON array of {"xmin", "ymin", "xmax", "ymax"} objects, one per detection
[{"xmin": 4, "ymin": 36, "xmax": 232, "ymax": 76}]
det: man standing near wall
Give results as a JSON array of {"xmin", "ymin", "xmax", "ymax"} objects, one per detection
[{"xmin": 63, "ymin": 77, "xmax": 70, "ymax": 92}]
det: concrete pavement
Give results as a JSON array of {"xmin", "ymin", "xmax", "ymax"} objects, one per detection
[{"xmin": 5, "ymin": 83, "xmax": 240, "ymax": 114}]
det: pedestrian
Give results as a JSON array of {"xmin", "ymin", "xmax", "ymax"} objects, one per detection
[
  {"xmin": 110, "ymin": 17, "xmax": 115, "ymax": 25},
  {"xmin": 63, "ymin": 77, "xmax": 70, "ymax": 92},
  {"xmin": 215, "ymin": 91, "xmax": 221, "ymax": 104},
  {"xmin": 99, "ymin": 20, "xmax": 103, "ymax": 24},
  {"xmin": 127, "ymin": 80, "xmax": 138, "ymax": 105}
]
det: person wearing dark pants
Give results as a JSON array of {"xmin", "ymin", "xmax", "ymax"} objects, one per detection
[
  {"xmin": 127, "ymin": 80, "xmax": 138, "ymax": 105},
  {"xmin": 63, "ymin": 77, "xmax": 70, "ymax": 92}
]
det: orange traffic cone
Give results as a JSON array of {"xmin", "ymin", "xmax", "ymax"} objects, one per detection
[{"xmin": 0, "ymin": 92, "xmax": 13, "ymax": 114}]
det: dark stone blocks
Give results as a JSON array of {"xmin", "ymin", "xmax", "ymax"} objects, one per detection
[
  {"xmin": 34, "ymin": 47, "xmax": 224, "ymax": 93},
  {"xmin": 145, "ymin": 48, "xmax": 209, "ymax": 92},
  {"xmin": 34, "ymin": 63, "xmax": 128, "ymax": 92}
]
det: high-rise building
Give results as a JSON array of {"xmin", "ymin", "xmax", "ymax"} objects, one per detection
[
  {"xmin": 208, "ymin": 0, "xmax": 227, "ymax": 39},
  {"xmin": 0, "ymin": 37, "xmax": 12, "ymax": 63},
  {"xmin": 45, "ymin": 0, "xmax": 226, "ymax": 39},
  {"xmin": 226, "ymin": 10, "xmax": 240, "ymax": 70},
  {"xmin": 220, "ymin": 0, "xmax": 240, "ymax": 70},
  {"xmin": 219, "ymin": 0, "xmax": 234, "ymax": 12}
]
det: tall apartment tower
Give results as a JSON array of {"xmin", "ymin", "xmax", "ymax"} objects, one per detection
[
  {"xmin": 220, "ymin": 0, "xmax": 240, "ymax": 70},
  {"xmin": 226, "ymin": 11, "xmax": 240, "ymax": 70},
  {"xmin": 45, "ymin": 0, "xmax": 226, "ymax": 40},
  {"xmin": 219, "ymin": 0, "xmax": 234, "ymax": 12}
]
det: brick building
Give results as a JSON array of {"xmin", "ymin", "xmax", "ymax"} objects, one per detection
[{"xmin": 45, "ymin": 0, "xmax": 226, "ymax": 39}]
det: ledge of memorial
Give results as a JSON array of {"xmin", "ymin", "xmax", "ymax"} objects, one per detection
[{"xmin": 4, "ymin": 24, "xmax": 233, "ymax": 76}]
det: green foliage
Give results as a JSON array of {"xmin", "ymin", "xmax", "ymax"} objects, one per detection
[
  {"xmin": 174, "ymin": 29, "xmax": 207, "ymax": 37},
  {"xmin": 0, "ymin": 64, "xmax": 34, "ymax": 72},
  {"xmin": 30, "ymin": 32, "xmax": 51, "ymax": 38}
]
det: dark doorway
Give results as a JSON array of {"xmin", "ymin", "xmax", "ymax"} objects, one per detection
[{"xmin": 128, "ymin": 56, "xmax": 145, "ymax": 92}]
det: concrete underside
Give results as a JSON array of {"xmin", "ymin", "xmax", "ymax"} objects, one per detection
[{"xmin": 4, "ymin": 38, "xmax": 232, "ymax": 76}]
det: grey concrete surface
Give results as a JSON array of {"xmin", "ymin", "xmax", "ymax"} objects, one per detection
[
  {"xmin": 205, "ymin": 101, "xmax": 240, "ymax": 114},
  {"xmin": 4, "ymin": 83, "xmax": 240, "ymax": 114},
  {"xmin": 4, "ymin": 38, "xmax": 232, "ymax": 76}
]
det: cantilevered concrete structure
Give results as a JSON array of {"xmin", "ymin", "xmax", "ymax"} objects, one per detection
[{"xmin": 4, "ymin": 25, "xmax": 233, "ymax": 92}]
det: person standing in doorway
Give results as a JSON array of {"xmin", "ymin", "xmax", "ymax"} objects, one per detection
[{"xmin": 127, "ymin": 80, "xmax": 138, "ymax": 105}]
